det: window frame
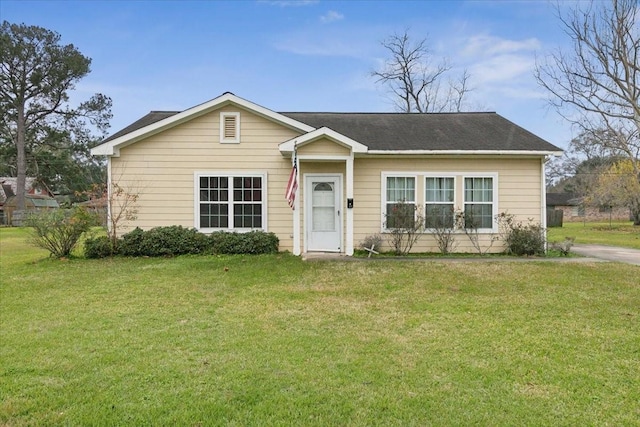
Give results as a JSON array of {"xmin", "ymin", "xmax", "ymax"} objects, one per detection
[
  {"xmin": 463, "ymin": 174, "xmax": 498, "ymax": 231},
  {"xmin": 194, "ymin": 171, "xmax": 267, "ymax": 233},
  {"xmin": 424, "ymin": 175, "xmax": 456, "ymax": 229},
  {"xmin": 381, "ymin": 173, "xmax": 417, "ymax": 231},
  {"xmin": 220, "ymin": 112, "xmax": 240, "ymax": 143}
]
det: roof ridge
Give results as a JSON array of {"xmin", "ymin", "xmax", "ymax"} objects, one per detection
[{"xmin": 281, "ymin": 111, "xmax": 497, "ymax": 115}]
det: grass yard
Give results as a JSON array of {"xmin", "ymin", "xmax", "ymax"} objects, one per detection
[
  {"xmin": 547, "ymin": 220, "xmax": 640, "ymax": 249},
  {"xmin": 1, "ymin": 227, "xmax": 639, "ymax": 425}
]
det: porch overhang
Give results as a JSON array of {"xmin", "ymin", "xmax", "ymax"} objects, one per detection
[{"xmin": 278, "ymin": 126, "xmax": 368, "ymax": 156}]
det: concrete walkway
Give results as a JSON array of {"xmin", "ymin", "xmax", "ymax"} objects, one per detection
[
  {"xmin": 571, "ymin": 244, "xmax": 640, "ymax": 266},
  {"xmin": 303, "ymin": 245, "xmax": 640, "ymax": 266}
]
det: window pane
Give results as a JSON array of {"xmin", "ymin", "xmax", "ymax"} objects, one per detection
[
  {"xmin": 465, "ymin": 177, "xmax": 492, "ymax": 202},
  {"xmin": 386, "ymin": 202, "xmax": 415, "ymax": 229},
  {"xmin": 465, "ymin": 204, "xmax": 492, "ymax": 228},
  {"xmin": 426, "ymin": 177, "xmax": 454, "ymax": 202},
  {"xmin": 387, "ymin": 176, "xmax": 415, "ymax": 203},
  {"xmin": 425, "ymin": 204, "xmax": 454, "ymax": 228}
]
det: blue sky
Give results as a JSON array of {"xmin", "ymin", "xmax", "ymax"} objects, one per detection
[{"xmin": 3, "ymin": 0, "xmax": 576, "ymax": 148}]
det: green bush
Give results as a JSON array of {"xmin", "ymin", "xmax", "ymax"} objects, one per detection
[
  {"xmin": 501, "ymin": 218, "xmax": 545, "ymax": 256},
  {"xmin": 113, "ymin": 227, "xmax": 277, "ymax": 257},
  {"xmin": 25, "ymin": 207, "xmax": 98, "ymax": 258},
  {"xmin": 138, "ymin": 226, "xmax": 208, "ymax": 257},
  {"xmin": 118, "ymin": 227, "xmax": 146, "ymax": 257},
  {"xmin": 84, "ymin": 235, "xmax": 115, "ymax": 259},
  {"xmin": 210, "ymin": 230, "xmax": 279, "ymax": 254}
]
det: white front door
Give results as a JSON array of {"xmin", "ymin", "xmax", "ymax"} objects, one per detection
[{"xmin": 306, "ymin": 175, "xmax": 342, "ymax": 252}]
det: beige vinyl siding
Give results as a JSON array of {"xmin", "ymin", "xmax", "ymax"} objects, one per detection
[
  {"xmin": 110, "ymin": 103, "xmax": 546, "ymax": 255},
  {"xmin": 297, "ymin": 138, "xmax": 351, "ymax": 156},
  {"xmin": 111, "ymin": 105, "xmax": 302, "ymax": 251},
  {"xmin": 352, "ymin": 156, "xmax": 543, "ymax": 253}
]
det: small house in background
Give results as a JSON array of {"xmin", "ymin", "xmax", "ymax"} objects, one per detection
[
  {"xmin": 0, "ymin": 177, "xmax": 58, "ymax": 225},
  {"xmin": 77, "ymin": 196, "xmax": 108, "ymax": 226},
  {"xmin": 546, "ymin": 192, "xmax": 631, "ymax": 223}
]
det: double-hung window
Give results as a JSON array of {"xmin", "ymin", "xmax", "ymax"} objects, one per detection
[
  {"xmin": 384, "ymin": 176, "xmax": 416, "ymax": 229},
  {"xmin": 464, "ymin": 177, "xmax": 494, "ymax": 229},
  {"xmin": 197, "ymin": 173, "xmax": 265, "ymax": 231},
  {"xmin": 425, "ymin": 177, "xmax": 455, "ymax": 228}
]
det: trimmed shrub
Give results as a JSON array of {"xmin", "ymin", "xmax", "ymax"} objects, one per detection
[
  {"xmin": 137, "ymin": 226, "xmax": 208, "ymax": 257},
  {"xmin": 84, "ymin": 235, "xmax": 115, "ymax": 259},
  {"xmin": 118, "ymin": 227, "xmax": 146, "ymax": 257},
  {"xmin": 210, "ymin": 230, "xmax": 279, "ymax": 254},
  {"xmin": 113, "ymin": 227, "xmax": 278, "ymax": 257}
]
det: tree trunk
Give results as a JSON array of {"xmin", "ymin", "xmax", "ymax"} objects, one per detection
[{"xmin": 16, "ymin": 102, "xmax": 26, "ymax": 211}]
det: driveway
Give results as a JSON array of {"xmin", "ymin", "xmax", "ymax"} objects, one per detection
[{"xmin": 572, "ymin": 244, "xmax": 640, "ymax": 266}]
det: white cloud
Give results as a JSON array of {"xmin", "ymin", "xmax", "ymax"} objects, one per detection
[
  {"xmin": 462, "ymin": 34, "xmax": 541, "ymax": 57},
  {"xmin": 272, "ymin": 28, "xmax": 377, "ymax": 58},
  {"xmin": 469, "ymin": 53, "xmax": 535, "ymax": 85},
  {"xmin": 320, "ymin": 10, "xmax": 344, "ymax": 24}
]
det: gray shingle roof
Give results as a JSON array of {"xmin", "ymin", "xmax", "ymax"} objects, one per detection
[
  {"xmin": 101, "ymin": 111, "xmax": 179, "ymax": 143},
  {"xmin": 282, "ymin": 112, "xmax": 561, "ymax": 152},
  {"xmin": 101, "ymin": 110, "xmax": 562, "ymax": 153},
  {"xmin": 546, "ymin": 192, "xmax": 581, "ymax": 206}
]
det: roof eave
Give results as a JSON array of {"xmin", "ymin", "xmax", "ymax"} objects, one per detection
[
  {"xmin": 365, "ymin": 149, "xmax": 564, "ymax": 156},
  {"xmin": 91, "ymin": 92, "xmax": 316, "ymax": 157},
  {"xmin": 279, "ymin": 126, "xmax": 368, "ymax": 154}
]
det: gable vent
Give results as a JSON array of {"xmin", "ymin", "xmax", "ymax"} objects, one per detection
[
  {"xmin": 224, "ymin": 115, "xmax": 236, "ymax": 139},
  {"xmin": 220, "ymin": 112, "xmax": 240, "ymax": 143}
]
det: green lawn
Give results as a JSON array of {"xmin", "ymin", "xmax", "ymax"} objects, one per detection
[
  {"xmin": 1, "ymin": 228, "xmax": 639, "ymax": 425},
  {"xmin": 548, "ymin": 220, "xmax": 640, "ymax": 249}
]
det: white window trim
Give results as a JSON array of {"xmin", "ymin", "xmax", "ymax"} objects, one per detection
[
  {"xmin": 380, "ymin": 171, "xmax": 499, "ymax": 234},
  {"xmin": 220, "ymin": 112, "xmax": 240, "ymax": 143},
  {"xmin": 194, "ymin": 171, "xmax": 268, "ymax": 233},
  {"xmin": 424, "ymin": 174, "xmax": 457, "ymax": 230},
  {"xmin": 380, "ymin": 172, "xmax": 418, "ymax": 232},
  {"xmin": 462, "ymin": 173, "xmax": 499, "ymax": 232}
]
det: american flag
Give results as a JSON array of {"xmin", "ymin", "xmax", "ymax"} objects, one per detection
[{"xmin": 285, "ymin": 151, "xmax": 298, "ymax": 209}]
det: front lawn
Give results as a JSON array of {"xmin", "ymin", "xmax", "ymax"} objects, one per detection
[
  {"xmin": 547, "ymin": 220, "xmax": 640, "ymax": 249},
  {"xmin": 1, "ymin": 228, "xmax": 639, "ymax": 425}
]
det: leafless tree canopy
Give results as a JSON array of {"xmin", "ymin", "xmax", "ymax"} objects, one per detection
[
  {"xmin": 372, "ymin": 30, "xmax": 471, "ymax": 113},
  {"xmin": 535, "ymin": 0, "xmax": 640, "ymax": 174}
]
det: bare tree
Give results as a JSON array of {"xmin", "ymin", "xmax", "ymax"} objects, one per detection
[
  {"xmin": 373, "ymin": 29, "xmax": 471, "ymax": 113},
  {"xmin": 535, "ymin": 0, "xmax": 640, "ymax": 197},
  {"xmin": 546, "ymin": 130, "xmax": 620, "ymax": 192}
]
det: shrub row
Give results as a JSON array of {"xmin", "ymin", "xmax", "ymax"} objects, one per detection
[{"xmin": 84, "ymin": 226, "xmax": 279, "ymax": 258}]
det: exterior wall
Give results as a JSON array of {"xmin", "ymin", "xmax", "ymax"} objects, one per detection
[
  {"xmin": 110, "ymin": 105, "xmax": 302, "ymax": 251},
  {"xmin": 297, "ymin": 139, "xmax": 351, "ymax": 156},
  {"xmin": 110, "ymin": 111, "xmax": 547, "ymax": 255},
  {"xmin": 351, "ymin": 156, "xmax": 544, "ymax": 253}
]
